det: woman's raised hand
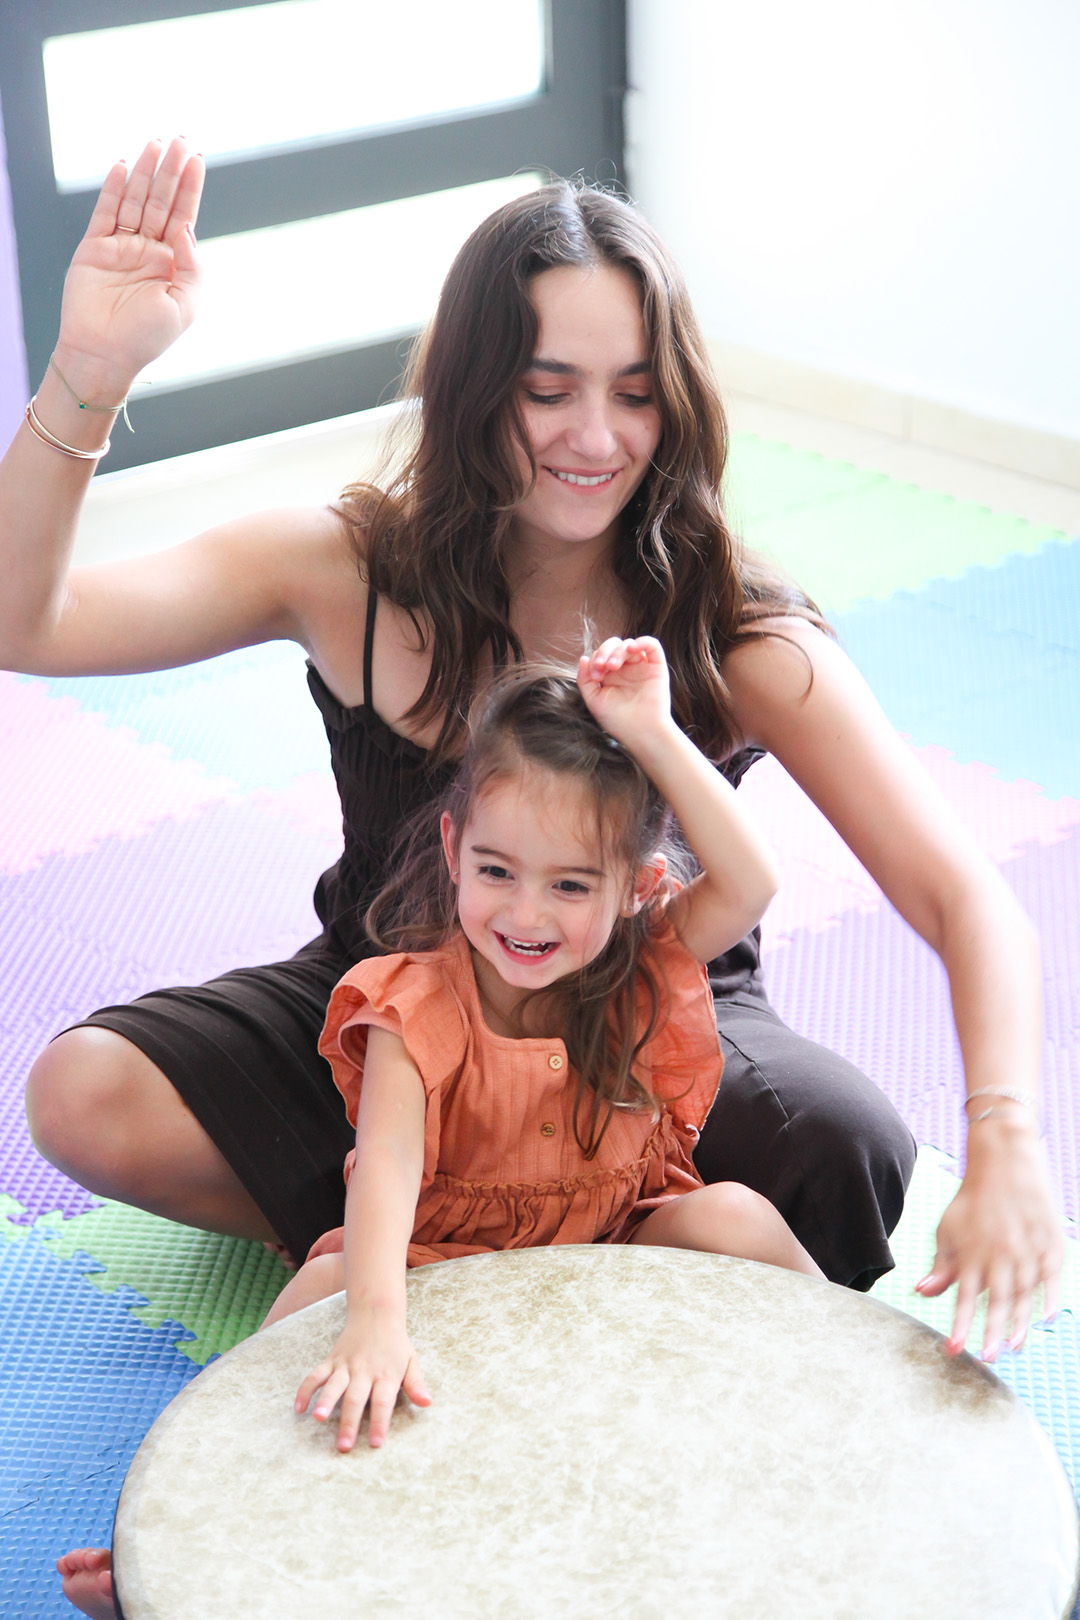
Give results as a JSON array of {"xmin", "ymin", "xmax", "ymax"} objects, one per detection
[
  {"xmin": 577, "ymin": 636, "xmax": 675, "ymax": 749},
  {"xmin": 55, "ymin": 138, "xmax": 205, "ymax": 392}
]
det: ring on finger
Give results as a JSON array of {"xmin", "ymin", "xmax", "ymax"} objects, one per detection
[{"xmin": 115, "ymin": 225, "xmax": 139, "ymax": 235}]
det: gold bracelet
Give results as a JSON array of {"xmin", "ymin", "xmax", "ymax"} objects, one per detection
[
  {"xmin": 49, "ymin": 356, "xmax": 133, "ymax": 433},
  {"xmin": 25, "ymin": 398, "xmax": 111, "ymax": 461}
]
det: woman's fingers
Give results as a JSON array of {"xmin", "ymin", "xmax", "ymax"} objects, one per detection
[
  {"xmin": 115, "ymin": 141, "xmax": 165, "ymax": 233},
  {"xmin": 84, "ymin": 159, "xmax": 131, "ymax": 240}
]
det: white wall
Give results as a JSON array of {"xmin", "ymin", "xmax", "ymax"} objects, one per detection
[{"xmin": 626, "ymin": 0, "xmax": 1080, "ymax": 439}]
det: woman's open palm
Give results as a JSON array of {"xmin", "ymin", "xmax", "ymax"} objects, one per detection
[{"xmin": 59, "ymin": 138, "xmax": 205, "ymax": 379}]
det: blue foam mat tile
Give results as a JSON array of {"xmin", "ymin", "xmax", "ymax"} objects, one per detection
[
  {"xmin": 832, "ymin": 598, "xmax": 1080, "ymax": 799},
  {"xmin": 23, "ymin": 640, "xmax": 332, "ymax": 793},
  {"xmin": 0, "ymin": 1234, "xmax": 198, "ymax": 1614},
  {"xmin": 992, "ymin": 1312, "xmax": 1080, "ymax": 1512},
  {"xmin": 915, "ymin": 538, "xmax": 1080, "ymax": 656}
]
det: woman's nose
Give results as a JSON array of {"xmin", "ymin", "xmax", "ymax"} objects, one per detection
[{"xmin": 567, "ymin": 399, "xmax": 618, "ymax": 461}]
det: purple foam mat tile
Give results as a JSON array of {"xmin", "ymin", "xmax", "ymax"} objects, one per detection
[
  {"xmin": 761, "ymin": 905, "xmax": 963, "ymax": 1107},
  {"xmin": 0, "ymin": 800, "xmax": 340, "ymax": 987},
  {"xmin": 999, "ymin": 829, "xmax": 1080, "ymax": 1051},
  {"xmin": 761, "ymin": 901, "xmax": 1075, "ymax": 1224}
]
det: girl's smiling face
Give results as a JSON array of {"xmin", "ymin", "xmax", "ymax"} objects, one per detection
[
  {"xmin": 442, "ymin": 765, "xmax": 647, "ymax": 1029},
  {"xmin": 509, "ymin": 262, "xmax": 662, "ymax": 560}
]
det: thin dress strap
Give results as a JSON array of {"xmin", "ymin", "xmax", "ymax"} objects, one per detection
[{"xmin": 362, "ymin": 583, "xmax": 378, "ymax": 717}]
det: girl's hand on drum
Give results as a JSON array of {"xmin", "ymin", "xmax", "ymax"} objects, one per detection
[
  {"xmin": 577, "ymin": 636, "xmax": 674, "ymax": 748},
  {"xmin": 916, "ymin": 1118, "xmax": 1062, "ymax": 1360},
  {"xmin": 295, "ymin": 1308, "xmax": 431, "ymax": 1450},
  {"xmin": 54, "ymin": 138, "xmax": 205, "ymax": 393}
]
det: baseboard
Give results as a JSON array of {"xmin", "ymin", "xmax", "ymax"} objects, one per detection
[{"xmin": 707, "ymin": 339, "xmax": 1080, "ymax": 491}]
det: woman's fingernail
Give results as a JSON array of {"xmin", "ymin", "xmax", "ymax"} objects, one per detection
[{"xmin": 981, "ymin": 1342, "xmax": 999, "ymax": 1363}]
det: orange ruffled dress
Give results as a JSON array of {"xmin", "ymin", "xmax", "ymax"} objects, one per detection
[{"xmin": 318, "ymin": 922, "xmax": 723, "ymax": 1268}]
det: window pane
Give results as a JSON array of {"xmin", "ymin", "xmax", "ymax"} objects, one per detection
[
  {"xmin": 44, "ymin": 0, "xmax": 545, "ymax": 191},
  {"xmin": 131, "ymin": 173, "xmax": 542, "ymax": 394}
]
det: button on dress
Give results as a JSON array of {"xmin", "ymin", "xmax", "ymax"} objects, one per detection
[{"xmin": 318, "ymin": 922, "xmax": 723, "ymax": 1267}]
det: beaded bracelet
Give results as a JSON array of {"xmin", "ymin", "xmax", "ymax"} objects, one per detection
[
  {"xmin": 963, "ymin": 1086, "xmax": 1037, "ymax": 1123},
  {"xmin": 49, "ymin": 356, "xmax": 133, "ymax": 433},
  {"xmin": 25, "ymin": 398, "xmax": 110, "ymax": 461}
]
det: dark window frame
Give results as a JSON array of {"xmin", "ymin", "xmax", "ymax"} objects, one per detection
[{"xmin": 1, "ymin": 0, "xmax": 626, "ymax": 470}]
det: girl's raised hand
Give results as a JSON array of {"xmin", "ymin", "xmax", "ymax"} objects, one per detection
[
  {"xmin": 577, "ymin": 636, "xmax": 674, "ymax": 749},
  {"xmin": 55, "ymin": 138, "xmax": 205, "ymax": 390},
  {"xmin": 295, "ymin": 1308, "xmax": 431, "ymax": 1451}
]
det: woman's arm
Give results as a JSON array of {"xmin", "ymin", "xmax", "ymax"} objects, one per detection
[
  {"xmin": 0, "ymin": 139, "xmax": 364, "ymax": 680},
  {"xmin": 723, "ymin": 618, "xmax": 1062, "ymax": 1357},
  {"xmin": 295, "ymin": 1025, "xmax": 430, "ymax": 1450},
  {"xmin": 577, "ymin": 638, "xmax": 779, "ymax": 961}
]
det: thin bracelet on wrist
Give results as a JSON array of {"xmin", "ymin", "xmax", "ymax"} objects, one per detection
[
  {"xmin": 963, "ymin": 1086, "xmax": 1037, "ymax": 1124},
  {"xmin": 25, "ymin": 397, "xmax": 111, "ymax": 461},
  {"xmin": 49, "ymin": 355, "xmax": 133, "ymax": 433}
]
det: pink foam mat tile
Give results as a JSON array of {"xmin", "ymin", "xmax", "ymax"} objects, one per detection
[
  {"xmin": 0, "ymin": 671, "xmax": 242, "ymax": 875},
  {"xmin": 249, "ymin": 771, "xmax": 344, "ymax": 845},
  {"xmin": 742, "ymin": 748, "xmax": 1080, "ymax": 946}
]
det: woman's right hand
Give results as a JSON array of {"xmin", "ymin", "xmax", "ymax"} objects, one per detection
[
  {"xmin": 54, "ymin": 138, "xmax": 205, "ymax": 393},
  {"xmin": 295, "ymin": 1307, "xmax": 431, "ymax": 1450}
]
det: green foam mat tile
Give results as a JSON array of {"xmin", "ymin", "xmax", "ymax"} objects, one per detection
[
  {"xmin": 725, "ymin": 435, "xmax": 1067, "ymax": 614},
  {"xmin": 33, "ymin": 1201, "xmax": 291, "ymax": 1364},
  {"xmin": 870, "ymin": 1146, "xmax": 1080, "ymax": 1342}
]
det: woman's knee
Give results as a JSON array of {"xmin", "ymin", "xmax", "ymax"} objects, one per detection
[{"xmin": 25, "ymin": 1026, "xmax": 161, "ymax": 1173}]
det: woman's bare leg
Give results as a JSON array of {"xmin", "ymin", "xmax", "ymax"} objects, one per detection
[
  {"xmin": 26, "ymin": 1027, "xmax": 276, "ymax": 1241},
  {"xmin": 631, "ymin": 1181, "xmax": 825, "ymax": 1277}
]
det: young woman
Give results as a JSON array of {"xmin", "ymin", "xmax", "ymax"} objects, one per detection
[{"xmin": 1, "ymin": 140, "xmax": 1057, "ymax": 1380}]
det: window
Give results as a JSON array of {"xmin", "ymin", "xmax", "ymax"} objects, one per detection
[{"xmin": 1, "ymin": 0, "xmax": 626, "ymax": 469}]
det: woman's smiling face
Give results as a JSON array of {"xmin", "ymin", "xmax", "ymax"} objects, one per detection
[{"xmin": 509, "ymin": 262, "xmax": 662, "ymax": 559}]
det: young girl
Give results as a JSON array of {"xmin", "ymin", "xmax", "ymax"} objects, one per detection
[{"xmin": 264, "ymin": 635, "xmax": 822, "ymax": 1452}]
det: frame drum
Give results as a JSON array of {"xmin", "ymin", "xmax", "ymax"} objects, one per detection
[{"xmin": 113, "ymin": 1246, "xmax": 1079, "ymax": 1619}]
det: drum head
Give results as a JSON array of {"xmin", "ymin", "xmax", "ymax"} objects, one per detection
[{"xmin": 114, "ymin": 1246, "xmax": 1079, "ymax": 1618}]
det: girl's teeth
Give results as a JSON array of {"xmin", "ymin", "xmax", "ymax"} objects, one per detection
[
  {"xmin": 553, "ymin": 470, "xmax": 614, "ymax": 487},
  {"xmin": 504, "ymin": 937, "xmax": 553, "ymax": 955}
]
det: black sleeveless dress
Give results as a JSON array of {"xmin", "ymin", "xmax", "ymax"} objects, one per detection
[{"xmin": 75, "ymin": 590, "xmax": 914, "ymax": 1279}]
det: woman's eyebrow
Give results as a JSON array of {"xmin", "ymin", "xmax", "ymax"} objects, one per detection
[{"xmin": 527, "ymin": 358, "xmax": 651, "ymax": 378}]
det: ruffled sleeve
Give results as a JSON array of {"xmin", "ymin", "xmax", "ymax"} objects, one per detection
[{"xmin": 318, "ymin": 945, "xmax": 469, "ymax": 1191}]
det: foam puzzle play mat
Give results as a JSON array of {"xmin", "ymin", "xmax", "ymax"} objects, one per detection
[{"xmin": 1, "ymin": 432, "xmax": 1077, "ymax": 1615}]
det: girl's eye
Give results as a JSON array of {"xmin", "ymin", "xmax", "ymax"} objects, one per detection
[
  {"xmin": 478, "ymin": 864, "xmax": 511, "ymax": 881},
  {"xmin": 555, "ymin": 879, "xmax": 591, "ymax": 896}
]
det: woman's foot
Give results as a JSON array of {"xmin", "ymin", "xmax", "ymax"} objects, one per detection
[{"xmin": 57, "ymin": 1548, "xmax": 115, "ymax": 1619}]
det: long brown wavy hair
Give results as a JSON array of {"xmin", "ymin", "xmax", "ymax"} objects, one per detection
[
  {"xmin": 367, "ymin": 666, "xmax": 684, "ymax": 1159},
  {"xmin": 341, "ymin": 179, "xmax": 829, "ymax": 760}
]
